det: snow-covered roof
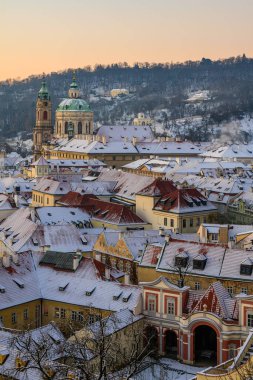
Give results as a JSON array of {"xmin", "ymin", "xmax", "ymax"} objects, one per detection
[
  {"xmin": 202, "ymin": 143, "xmax": 253, "ymax": 159},
  {"xmin": 0, "ymin": 323, "xmax": 65, "ymax": 380},
  {"xmin": 96, "ymin": 124, "xmax": 154, "ymax": 142},
  {"xmin": 33, "ymin": 178, "xmax": 71, "ymax": 195},
  {"xmin": 36, "ymin": 206, "xmax": 90, "ymax": 226}
]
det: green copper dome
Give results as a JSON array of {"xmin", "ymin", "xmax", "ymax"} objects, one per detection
[
  {"xmin": 38, "ymin": 78, "xmax": 50, "ymax": 100},
  {"xmin": 57, "ymin": 98, "xmax": 91, "ymax": 112}
]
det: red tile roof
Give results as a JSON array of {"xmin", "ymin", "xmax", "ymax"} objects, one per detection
[
  {"xmin": 58, "ymin": 191, "xmax": 99, "ymax": 206},
  {"xmin": 187, "ymin": 282, "xmax": 238, "ymax": 320},
  {"xmin": 154, "ymin": 187, "xmax": 212, "ymax": 212},
  {"xmin": 82, "ymin": 197, "xmax": 146, "ymax": 225},
  {"xmin": 137, "ymin": 179, "xmax": 176, "ymax": 197}
]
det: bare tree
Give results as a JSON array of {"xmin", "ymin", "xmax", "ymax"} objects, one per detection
[{"xmin": 4, "ymin": 310, "xmax": 155, "ymax": 380}]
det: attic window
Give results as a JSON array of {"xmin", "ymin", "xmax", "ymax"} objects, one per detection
[
  {"xmin": 80, "ymin": 235, "xmax": 88, "ymax": 245},
  {"xmin": 175, "ymin": 253, "xmax": 188, "ymax": 268},
  {"xmin": 86, "ymin": 287, "xmax": 96, "ymax": 296},
  {"xmin": 48, "ymin": 213, "xmax": 52, "ymax": 217},
  {"xmin": 70, "ymin": 211, "xmax": 75, "ymax": 215},
  {"xmin": 240, "ymin": 263, "xmax": 253, "ymax": 276},
  {"xmin": 13, "ymin": 279, "xmax": 24, "ymax": 288},
  {"xmin": 0, "ymin": 284, "xmax": 5, "ymax": 293},
  {"xmin": 122, "ymin": 292, "xmax": 132, "ymax": 302},
  {"xmin": 32, "ymin": 237, "xmax": 38, "ymax": 246},
  {"xmin": 193, "ymin": 257, "xmax": 207, "ymax": 270},
  {"xmin": 59, "ymin": 283, "xmax": 69, "ymax": 291},
  {"xmin": 113, "ymin": 291, "xmax": 122, "ymax": 301}
]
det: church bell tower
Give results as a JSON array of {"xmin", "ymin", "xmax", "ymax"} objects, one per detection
[{"xmin": 33, "ymin": 77, "xmax": 53, "ymax": 161}]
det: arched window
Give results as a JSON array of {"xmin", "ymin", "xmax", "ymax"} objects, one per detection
[
  {"xmin": 43, "ymin": 111, "xmax": 48, "ymax": 121},
  {"xmin": 78, "ymin": 122, "xmax": 82, "ymax": 134},
  {"xmin": 37, "ymin": 111, "xmax": 39, "ymax": 120},
  {"xmin": 65, "ymin": 122, "xmax": 68, "ymax": 134}
]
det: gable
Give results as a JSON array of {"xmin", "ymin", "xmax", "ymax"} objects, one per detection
[{"xmin": 93, "ymin": 233, "xmax": 133, "ymax": 260}]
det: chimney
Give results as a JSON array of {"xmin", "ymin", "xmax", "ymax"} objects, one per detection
[
  {"xmin": 73, "ymin": 255, "xmax": 80, "ymax": 271},
  {"xmin": 165, "ymin": 235, "xmax": 170, "ymax": 243},
  {"xmin": 102, "ymin": 136, "xmax": 107, "ymax": 145},
  {"xmin": 14, "ymin": 194, "xmax": 19, "ymax": 208},
  {"xmin": 124, "ymin": 273, "xmax": 130, "ymax": 285},
  {"xmin": 159, "ymin": 228, "xmax": 165, "ymax": 236},
  {"xmin": 2, "ymin": 254, "xmax": 10, "ymax": 268},
  {"xmin": 132, "ymin": 137, "xmax": 137, "ymax": 146},
  {"xmin": 119, "ymin": 231, "xmax": 124, "ymax": 240},
  {"xmin": 105, "ymin": 267, "xmax": 110, "ymax": 280}
]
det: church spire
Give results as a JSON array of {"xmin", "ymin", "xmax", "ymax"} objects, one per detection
[
  {"xmin": 68, "ymin": 70, "xmax": 79, "ymax": 98},
  {"xmin": 38, "ymin": 74, "xmax": 50, "ymax": 100}
]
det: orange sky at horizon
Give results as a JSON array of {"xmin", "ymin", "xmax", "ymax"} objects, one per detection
[{"xmin": 1, "ymin": 0, "xmax": 253, "ymax": 81}]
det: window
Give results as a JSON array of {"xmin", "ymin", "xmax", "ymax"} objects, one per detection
[
  {"xmin": 24, "ymin": 308, "xmax": 29, "ymax": 320},
  {"xmin": 211, "ymin": 233, "xmax": 218, "ymax": 241},
  {"xmin": 64, "ymin": 122, "xmax": 68, "ymax": 134},
  {"xmin": 78, "ymin": 312, "xmax": 84, "ymax": 321},
  {"xmin": 43, "ymin": 111, "xmax": 48, "ymax": 121},
  {"xmin": 167, "ymin": 298, "xmax": 175, "ymax": 315},
  {"xmin": 175, "ymin": 255, "xmax": 188, "ymax": 268},
  {"xmin": 71, "ymin": 311, "xmax": 77, "ymax": 321},
  {"xmin": 88, "ymin": 314, "xmax": 100, "ymax": 324},
  {"xmin": 60, "ymin": 309, "xmax": 66, "ymax": 319},
  {"xmin": 170, "ymin": 219, "xmax": 174, "ymax": 228},
  {"xmin": 196, "ymin": 217, "xmax": 201, "ymax": 226},
  {"xmin": 55, "ymin": 308, "xmax": 60, "ymax": 318},
  {"xmin": 11, "ymin": 313, "xmax": 17, "ymax": 324},
  {"xmin": 148, "ymin": 295, "xmax": 156, "ymax": 312},
  {"xmin": 195, "ymin": 282, "xmax": 200, "ymax": 290},
  {"xmin": 227, "ymin": 286, "xmax": 234, "ymax": 295},
  {"xmin": 78, "ymin": 122, "xmax": 82, "ymax": 134},
  {"xmin": 190, "ymin": 218, "xmax": 193, "ymax": 227},
  {"xmin": 0, "ymin": 316, "xmax": 4, "ymax": 324},
  {"xmin": 37, "ymin": 308, "xmax": 44, "ymax": 336},
  {"xmin": 193, "ymin": 258, "xmax": 207, "ymax": 270},
  {"xmin": 241, "ymin": 287, "xmax": 248, "ymax": 294},
  {"xmin": 240, "ymin": 264, "xmax": 253, "ymax": 276},
  {"xmin": 164, "ymin": 218, "xmax": 167, "ymax": 226},
  {"xmin": 183, "ymin": 219, "xmax": 186, "ymax": 228},
  {"xmin": 248, "ymin": 313, "xmax": 253, "ymax": 327}
]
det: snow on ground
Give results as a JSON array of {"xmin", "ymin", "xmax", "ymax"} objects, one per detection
[
  {"xmin": 186, "ymin": 90, "xmax": 210, "ymax": 103},
  {"xmin": 132, "ymin": 358, "xmax": 206, "ymax": 380}
]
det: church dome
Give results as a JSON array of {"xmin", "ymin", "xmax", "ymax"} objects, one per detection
[{"xmin": 57, "ymin": 98, "xmax": 91, "ymax": 112}]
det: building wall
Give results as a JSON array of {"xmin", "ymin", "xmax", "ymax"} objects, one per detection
[
  {"xmin": 55, "ymin": 110, "xmax": 93, "ymax": 138},
  {"xmin": 138, "ymin": 265, "xmax": 253, "ymax": 295},
  {"xmin": 136, "ymin": 194, "xmax": 217, "ymax": 232},
  {"xmin": 0, "ymin": 300, "xmax": 42, "ymax": 329},
  {"xmin": 142, "ymin": 281, "xmax": 250, "ymax": 365},
  {"xmin": 31, "ymin": 191, "xmax": 62, "ymax": 207}
]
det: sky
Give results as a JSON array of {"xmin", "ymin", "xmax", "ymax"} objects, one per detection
[{"xmin": 1, "ymin": 0, "xmax": 253, "ymax": 81}]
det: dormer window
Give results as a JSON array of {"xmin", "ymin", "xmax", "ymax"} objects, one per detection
[
  {"xmin": 240, "ymin": 260, "xmax": 253, "ymax": 275},
  {"xmin": 193, "ymin": 256, "xmax": 207, "ymax": 270},
  {"xmin": 175, "ymin": 252, "xmax": 188, "ymax": 268}
]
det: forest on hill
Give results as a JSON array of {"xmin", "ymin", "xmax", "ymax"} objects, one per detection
[{"xmin": 1, "ymin": 55, "xmax": 253, "ymax": 142}]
